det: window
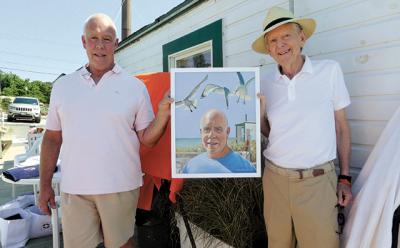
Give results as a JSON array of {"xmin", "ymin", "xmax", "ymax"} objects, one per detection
[
  {"xmin": 13, "ymin": 97, "xmax": 39, "ymax": 105},
  {"xmin": 162, "ymin": 19, "xmax": 222, "ymax": 71},
  {"xmin": 170, "ymin": 41, "xmax": 212, "ymax": 69}
]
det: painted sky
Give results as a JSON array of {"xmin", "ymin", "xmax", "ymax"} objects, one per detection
[{"xmin": 174, "ymin": 70, "xmax": 258, "ymax": 138}]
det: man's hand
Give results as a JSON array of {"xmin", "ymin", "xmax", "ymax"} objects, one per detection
[
  {"xmin": 337, "ymin": 183, "xmax": 352, "ymax": 207},
  {"xmin": 38, "ymin": 185, "xmax": 56, "ymax": 215},
  {"xmin": 257, "ymin": 93, "xmax": 270, "ymax": 137},
  {"xmin": 257, "ymin": 93, "xmax": 266, "ymax": 116},
  {"xmin": 137, "ymin": 90, "xmax": 174, "ymax": 147},
  {"xmin": 158, "ymin": 90, "xmax": 174, "ymax": 116}
]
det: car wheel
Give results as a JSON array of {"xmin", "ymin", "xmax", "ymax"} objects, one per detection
[
  {"xmin": 35, "ymin": 117, "xmax": 41, "ymax": 123},
  {"xmin": 7, "ymin": 116, "xmax": 13, "ymax": 122}
]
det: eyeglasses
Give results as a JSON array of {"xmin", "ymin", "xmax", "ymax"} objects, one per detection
[{"xmin": 336, "ymin": 204, "xmax": 345, "ymax": 235}]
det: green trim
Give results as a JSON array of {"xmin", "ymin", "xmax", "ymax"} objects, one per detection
[
  {"xmin": 162, "ymin": 19, "xmax": 223, "ymax": 71},
  {"xmin": 117, "ymin": 0, "xmax": 205, "ymax": 52}
]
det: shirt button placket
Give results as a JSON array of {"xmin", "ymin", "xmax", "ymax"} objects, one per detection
[{"xmin": 288, "ymin": 81, "xmax": 296, "ymax": 101}]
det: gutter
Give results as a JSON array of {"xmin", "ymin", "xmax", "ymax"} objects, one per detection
[{"xmin": 116, "ymin": 0, "xmax": 205, "ymax": 52}]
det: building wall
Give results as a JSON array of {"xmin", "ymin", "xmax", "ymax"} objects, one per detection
[
  {"xmin": 115, "ymin": 0, "xmax": 400, "ymax": 175},
  {"xmin": 294, "ymin": 0, "xmax": 400, "ymax": 174}
]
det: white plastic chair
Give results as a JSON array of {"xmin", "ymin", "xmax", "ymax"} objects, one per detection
[
  {"xmin": 12, "ymin": 136, "xmax": 43, "ymax": 198},
  {"xmin": 11, "ymin": 135, "xmax": 62, "ymax": 248},
  {"xmin": 15, "ymin": 136, "xmax": 43, "ymax": 166},
  {"xmin": 51, "ymin": 195, "xmax": 61, "ymax": 248},
  {"xmin": 26, "ymin": 132, "xmax": 43, "ymax": 154}
]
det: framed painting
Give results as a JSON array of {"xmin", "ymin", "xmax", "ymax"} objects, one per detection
[{"xmin": 171, "ymin": 67, "xmax": 261, "ymax": 178}]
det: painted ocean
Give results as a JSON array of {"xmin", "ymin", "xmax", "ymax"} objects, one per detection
[
  {"xmin": 176, "ymin": 138, "xmax": 201, "ymax": 148},
  {"xmin": 176, "ymin": 138, "xmax": 237, "ymax": 149}
]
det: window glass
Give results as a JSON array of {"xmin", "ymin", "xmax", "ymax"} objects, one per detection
[
  {"xmin": 176, "ymin": 50, "xmax": 211, "ymax": 68},
  {"xmin": 13, "ymin": 98, "xmax": 38, "ymax": 105}
]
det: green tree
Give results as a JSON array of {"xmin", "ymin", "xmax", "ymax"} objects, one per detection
[
  {"xmin": 0, "ymin": 71, "xmax": 52, "ymax": 104},
  {"xmin": 0, "ymin": 98, "xmax": 11, "ymax": 112},
  {"xmin": 0, "ymin": 71, "xmax": 22, "ymax": 92}
]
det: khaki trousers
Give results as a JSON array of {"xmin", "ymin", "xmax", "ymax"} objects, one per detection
[
  {"xmin": 263, "ymin": 160, "xmax": 339, "ymax": 248},
  {"xmin": 61, "ymin": 189, "xmax": 139, "ymax": 248}
]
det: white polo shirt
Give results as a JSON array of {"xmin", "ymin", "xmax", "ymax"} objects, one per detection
[
  {"xmin": 46, "ymin": 64, "xmax": 154, "ymax": 194},
  {"xmin": 261, "ymin": 56, "xmax": 350, "ymax": 169}
]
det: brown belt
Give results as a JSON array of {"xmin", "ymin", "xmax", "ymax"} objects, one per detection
[{"xmin": 266, "ymin": 160, "xmax": 335, "ymax": 179}]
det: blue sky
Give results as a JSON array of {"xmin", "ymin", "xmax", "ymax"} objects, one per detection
[
  {"xmin": 0, "ymin": 0, "xmax": 184, "ymax": 82},
  {"xmin": 174, "ymin": 70, "xmax": 257, "ymax": 138}
]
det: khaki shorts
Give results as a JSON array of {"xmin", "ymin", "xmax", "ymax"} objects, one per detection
[{"xmin": 61, "ymin": 189, "xmax": 139, "ymax": 248}]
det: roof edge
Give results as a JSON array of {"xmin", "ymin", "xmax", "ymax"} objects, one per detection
[{"xmin": 116, "ymin": 0, "xmax": 205, "ymax": 52}]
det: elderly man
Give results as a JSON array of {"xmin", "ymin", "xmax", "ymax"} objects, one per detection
[
  {"xmin": 38, "ymin": 14, "xmax": 172, "ymax": 248},
  {"xmin": 252, "ymin": 7, "xmax": 352, "ymax": 248},
  {"xmin": 182, "ymin": 109, "xmax": 255, "ymax": 174}
]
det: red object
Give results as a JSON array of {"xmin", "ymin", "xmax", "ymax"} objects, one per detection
[{"xmin": 136, "ymin": 72, "xmax": 183, "ymax": 210}]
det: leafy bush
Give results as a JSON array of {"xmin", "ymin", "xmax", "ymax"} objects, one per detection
[
  {"xmin": 0, "ymin": 98, "xmax": 11, "ymax": 112},
  {"xmin": 40, "ymin": 104, "xmax": 49, "ymax": 116}
]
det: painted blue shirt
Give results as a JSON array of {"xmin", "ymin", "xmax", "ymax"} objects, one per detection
[{"xmin": 182, "ymin": 150, "xmax": 256, "ymax": 173}]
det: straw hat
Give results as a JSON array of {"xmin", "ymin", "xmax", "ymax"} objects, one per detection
[{"xmin": 251, "ymin": 7, "xmax": 316, "ymax": 54}]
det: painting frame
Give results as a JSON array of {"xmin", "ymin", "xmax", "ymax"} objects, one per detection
[{"xmin": 171, "ymin": 67, "xmax": 261, "ymax": 178}]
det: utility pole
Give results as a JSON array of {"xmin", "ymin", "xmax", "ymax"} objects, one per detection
[
  {"xmin": 121, "ymin": 0, "xmax": 132, "ymax": 40},
  {"xmin": 0, "ymin": 79, "xmax": 3, "ymax": 127}
]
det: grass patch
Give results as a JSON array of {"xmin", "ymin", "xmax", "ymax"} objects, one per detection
[{"xmin": 177, "ymin": 177, "xmax": 266, "ymax": 247}]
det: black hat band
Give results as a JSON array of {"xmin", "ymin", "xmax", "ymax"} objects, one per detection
[{"xmin": 263, "ymin": 17, "xmax": 293, "ymax": 31}]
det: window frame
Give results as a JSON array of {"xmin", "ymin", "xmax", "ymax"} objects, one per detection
[
  {"xmin": 162, "ymin": 19, "xmax": 223, "ymax": 71},
  {"xmin": 169, "ymin": 40, "xmax": 213, "ymax": 69}
]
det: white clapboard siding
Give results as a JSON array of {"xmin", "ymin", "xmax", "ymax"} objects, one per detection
[
  {"xmin": 348, "ymin": 97, "xmax": 400, "ymax": 121},
  {"xmin": 297, "ymin": 0, "xmax": 400, "ymax": 171},
  {"xmin": 224, "ymin": 1, "xmax": 289, "ymax": 67},
  {"xmin": 294, "ymin": 0, "xmax": 351, "ymax": 16},
  {"xmin": 223, "ymin": 0, "xmax": 285, "ymax": 41},
  {"xmin": 314, "ymin": 44, "xmax": 400, "ymax": 74},
  {"xmin": 305, "ymin": 0, "xmax": 400, "ymax": 34},
  {"xmin": 350, "ymin": 120, "xmax": 388, "ymax": 146},
  {"xmin": 351, "ymin": 145, "xmax": 373, "ymax": 171},
  {"xmin": 307, "ymin": 16, "xmax": 400, "ymax": 57},
  {"xmin": 117, "ymin": 39, "xmax": 161, "ymax": 64},
  {"xmin": 345, "ymin": 69, "xmax": 400, "ymax": 97}
]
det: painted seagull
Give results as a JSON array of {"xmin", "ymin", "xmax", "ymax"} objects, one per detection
[
  {"xmin": 234, "ymin": 72, "xmax": 255, "ymax": 104},
  {"xmin": 175, "ymin": 75, "xmax": 208, "ymax": 112},
  {"xmin": 200, "ymin": 84, "xmax": 232, "ymax": 109}
]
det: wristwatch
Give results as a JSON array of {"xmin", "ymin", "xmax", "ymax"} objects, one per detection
[{"xmin": 338, "ymin": 175, "xmax": 352, "ymax": 186}]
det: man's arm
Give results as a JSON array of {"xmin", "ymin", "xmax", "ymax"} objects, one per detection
[
  {"xmin": 38, "ymin": 130, "xmax": 62, "ymax": 215},
  {"xmin": 137, "ymin": 91, "xmax": 173, "ymax": 147},
  {"xmin": 258, "ymin": 93, "xmax": 270, "ymax": 137},
  {"xmin": 334, "ymin": 108, "xmax": 352, "ymax": 207}
]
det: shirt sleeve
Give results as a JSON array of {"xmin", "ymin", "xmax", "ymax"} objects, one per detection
[
  {"xmin": 45, "ymin": 81, "xmax": 62, "ymax": 131},
  {"xmin": 331, "ymin": 62, "xmax": 351, "ymax": 110},
  {"xmin": 134, "ymin": 85, "xmax": 155, "ymax": 131}
]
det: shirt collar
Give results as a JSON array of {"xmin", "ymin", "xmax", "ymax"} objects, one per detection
[
  {"xmin": 79, "ymin": 63, "xmax": 122, "ymax": 80},
  {"xmin": 111, "ymin": 63, "xmax": 122, "ymax": 74},
  {"xmin": 301, "ymin": 56, "xmax": 313, "ymax": 75},
  {"xmin": 273, "ymin": 55, "xmax": 314, "ymax": 81}
]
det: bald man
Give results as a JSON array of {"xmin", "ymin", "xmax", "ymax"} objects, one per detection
[
  {"xmin": 182, "ymin": 109, "xmax": 256, "ymax": 174},
  {"xmin": 39, "ymin": 13, "xmax": 172, "ymax": 248}
]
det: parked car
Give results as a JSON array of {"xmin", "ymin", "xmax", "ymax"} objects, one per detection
[{"xmin": 7, "ymin": 97, "xmax": 41, "ymax": 123}]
